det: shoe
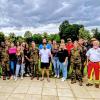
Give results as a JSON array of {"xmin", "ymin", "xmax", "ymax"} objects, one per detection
[
  {"xmin": 26, "ymin": 74, "xmax": 29, "ymax": 77},
  {"xmin": 47, "ymin": 78, "xmax": 50, "ymax": 82},
  {"xmin": 95, "ymin": 84, "xmax": 99, "ymax": 88},
  {"xmin": 37, "ymin": 76, "xmax": 39, "ymax": 80},
  {"xmin": 3, "ymin": 76, "xmax": 6, "ymax": 80},
  {"xmin": 40, "ymin": 78, "xmax": 44, "ymax": 81},
  {"xmin": 71, "ymin": 80, "xmax": 76, "ymax": 84},
  {"xmin": 57, "ymin": 75, "xmax": 59, "ymax": 79},
  {"xmin": 79, "ymin": 81, "xmax": 83, "ymax": 86},
  {"xmin": 15, "ymin": 77, "xmax": 17, "ymax": 81},
  {"xmin": 86, "ymin": 83, "xmax": 93, "ymax": 86},
  {"xmin": 61, "ymin": 77, "xmax": 66, "ymax": 82},
  {"xmin": 54, "ymin": 75, "xmax": 57, "ymax": 78},
  {"xmin": 31, "ymin": 76, "xmax": 34, "ymax": 80},
  {"xmin": 21, "ymin": 76, "xmax": 23, "ymax": 80}
]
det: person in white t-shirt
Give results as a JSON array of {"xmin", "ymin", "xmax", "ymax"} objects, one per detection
[
  {"xmin": 86, "ymin": 40, "xmax": 100, "ymax": 88},
  {"xmin": 39, "ymin": 43, "xmax": 52, "ymax": 82}
]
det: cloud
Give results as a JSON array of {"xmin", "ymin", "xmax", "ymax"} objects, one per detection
[{"xmin": 0, "ymin": 0, "xmax": 100, "ymax": 35}]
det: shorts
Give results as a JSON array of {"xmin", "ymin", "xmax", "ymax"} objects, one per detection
[{"xmin": 41, "ymin": 62, "xmax": 49, "ymax": 69}]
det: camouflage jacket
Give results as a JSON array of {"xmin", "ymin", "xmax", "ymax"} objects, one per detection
[
  {"xmin": 30, "ymin": 47, "xmax": 39, "ymax": 63},
  {"xmin": 70, "ymin": 48, "xmax": 82, "ymax": 64}
]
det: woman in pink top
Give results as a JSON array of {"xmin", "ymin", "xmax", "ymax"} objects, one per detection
[{"xmin": 8, "ymin": 42, "xmax": 17, "ymax": 79}]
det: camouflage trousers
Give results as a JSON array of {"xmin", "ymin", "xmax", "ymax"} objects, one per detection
[
  {"xmin": 71, "ymin": 63, "xmax": 82, "ymax": 81},
  {"xmin": 30, "ymin": 62, "xmax": 39, "ymax": 77},
  {"xmin": 2, "ymin": 62, "xmax": 10, "ymax": 77}
]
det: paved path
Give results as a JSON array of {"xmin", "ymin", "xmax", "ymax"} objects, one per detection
[{"xmin": 0, "ymin": 77, "xmax": 100, "ymax": 100}]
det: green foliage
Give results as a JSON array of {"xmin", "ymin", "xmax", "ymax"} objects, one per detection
[
  {"xmin": 92, "ymin": 28, "xmax": 100, "ymax": 40},
  {"xmin": 24, "ymin": 31, "xmax": 33, "ymax": 43},
  {"xmin": 24, "ymin": 31, "xmax": 32, "ymax": 38},
  {"xmin": 79, "ymin": 28, "xmax": 92, "ymax": 40},
  {"xmin": 0, "ymin": 32, "xmax": 5, "ymax": 43},
  {"xmin": 9, "ymin": 33, "xmax": 16, "ymax": 43},
  {"xmin": 48, "ymin": 34, "xmax": 60, "ymax": 43},
  {"xmin": 16, "ymin": 36, "xmax": 25, "ymax": 43},
  {"xmin": 59, "ymin": 20, "xmax": 84, "ymax": 41},
  {"xmin": 32, "ymin": 34, "xmax": 43, "ymax": 44}
]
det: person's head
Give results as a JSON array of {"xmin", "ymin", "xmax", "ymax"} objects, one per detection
[
  {"xmin": 16, "ymin": 46, "xmax": 21, "ymax": 53},
  {"xmin": 48, "ymin": 40, "xmax": 52, "ymax": 44},
  {"xmin": 61, "ymin": 39, "xmax": 65, "ymax": 44},
  {"xmin": 42, "ymin": 38, "xmax": 47, "ymax": 44},
  {"xmin": 31, "ymin": 41, "xmax": 36, "ymax": 48},
  {"xmin": 60, "ymin": 43, "xmax": 65, "ymax": 50},
  {"xmin": 25, "ymin": 43, "xmax": 29, "ymax": 49},
  {"xmin": 52, "ymin": 40, "xmax": 57, "ymax": 45},
  {"xmin": 11, "ymin": 42, "xmax": 14, "ymax": 48},
  {"xmin": 78, "ymin": 38, "xmax": 84, "ymax": 45},
  {"xmin": 90, "ymin": 38, "xmax": 97, "ymax": 44},
  {"xmin": 1, "ymin": 42, "xmax": 5, "ymax": 47},
  {"xmin": 16, "ymin": 42, "xmax": 20, "ymax": 46},
  {"xmin": 74, "ymin": 41, "xmax": 79, "ymax": 49},
  {"xmin": 67, "ymin": 38, "xmax": 72, "ymax": 43},
  {"xmin": 22, "ymin": 42, "xmax": 26, "ymax": 48},
  {"xmin": 93, "ymin": 40, "xmax": 100, "ymax": 49}
]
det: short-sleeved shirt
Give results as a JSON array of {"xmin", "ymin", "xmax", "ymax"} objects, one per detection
[
  {"xmin": 57, "ymin": 49, "xmax": 68, "ymax": 63},
  {"xmin": 86, "ymin": 48, "xmax": 100, "ymax": 62},
  {"xmin": 39, "ymin": 48, "xmax": 51, "ymax": 63}
]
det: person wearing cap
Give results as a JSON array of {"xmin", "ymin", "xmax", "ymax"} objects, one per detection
[{"xmin": 86, "ymin": 40, "xmax": 100, "ymax": 88}]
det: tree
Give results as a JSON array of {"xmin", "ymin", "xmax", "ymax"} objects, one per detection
[
  {"xmin": 79, "ymin": 28, "xmax": 92, "ymax": 40},
  {"xmin": 16, "ymin": 36, "xmax": 25, "ymax": 43},
  {"xmin": 59, "ymin": 20, "xmax": 84, "ymax": 41},
  {"xmin": 92, "ymin": 28, "xmax": 100, "ymax": 40},
  {"xmin": 24, "ymin": 31, "xmax": 32, "ymax": 38},
  {"xmin": 9, "ymin": 33, "xmax": 16, "ymax": 43},
  {"xmin": 24, "ymin": 31, "xmax": 33, "ymax": 43},
  {"xmin": 0, "ymin": 32, "xmax": 5, "ymax": 43},
  {"xmin": 48, "ymin": 34, "xmax": 60, "ymax": 43},
  {"xmin": 32, "ymin": 34, "xmax": 43, "ymax": 44}
]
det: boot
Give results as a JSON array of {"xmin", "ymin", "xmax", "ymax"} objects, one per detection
[
  {"xmin": 31, "ymin": 76, "xmax": 34, "ymax": 80},
  {"xmin": 37, "ymin": 75, "xmax": 39, "ymax": 80},
  {"xmin": 86, "ymin": 83, "xmax": 93, "ymax": 86},
  {"xmin": 95, "ymin": 84, "xmax": 99, "ymax": 88},
  {"xmin": 79, "ymin": 81, "xmax": 82, "ymax": 86},
  {"xmin": 71, "ymin": 79, "xmax": 76, "ymax": 84}
]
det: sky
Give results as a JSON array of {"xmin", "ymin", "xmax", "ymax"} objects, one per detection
[{"xmin": 0, "ymin": 0, "xmax": 100, "ymax": 36}]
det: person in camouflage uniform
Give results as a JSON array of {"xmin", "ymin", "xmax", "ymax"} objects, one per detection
[
  {"xmin": 25, "ymin": 41, "xmax": 39, "ymax": 80},
  {"xmin": 1, "ymin": 42, "xmax": 10, "ymax": 80},
  {"xmin": 78, "ymin": 38, "xmax": 87, "ymax": 77},
  {"xmin": 70, "ymin": 41, "xmax": 83, "ymax": 86}
]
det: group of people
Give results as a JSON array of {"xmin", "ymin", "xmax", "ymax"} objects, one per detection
[{"xmin": 0, "ymin": 37, "xmax": 100, "ymax": 88}]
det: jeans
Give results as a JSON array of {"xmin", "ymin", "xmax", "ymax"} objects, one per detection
[
  {"xmin": 52, "ymin": 57, "xmax": 60, "ymax": 76},
  {"xmin": 10, "ymin": 61, "xmax": 16, "ymax": 75},
  {"xmin": 57, "ymin": 60, "xmax": 68, "ymax": 79},
  {"xmin": 15, "ymin": 64, "xmax": 25, "ymax": 77}
]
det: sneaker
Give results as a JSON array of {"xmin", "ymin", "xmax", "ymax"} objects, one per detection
[
  {"xmin": 57, "ymin": 75, "xmax": 59, "ymax": 79},
  {"xmin": 21, "ymin": 76, "xmax": 23, "ymax": 80},
  {"xmin": 54, "ymin": 75, "xmax": 57, "ymax": 78},
  {"xmin": 79, "ymin": 81, "xmax": 83, "ymax": 86},
  {"xmin": 61, "ymin": 77, "xmax": 66, "ymax": 82},
  {"xmin": 15, "ymin": 77, "xmax": 17, "ymax": 81},
  {"xmin": 26, "ymin": 74, "xmax": 29, "ymax": 77}
]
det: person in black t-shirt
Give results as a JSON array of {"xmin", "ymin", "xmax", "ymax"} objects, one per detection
[{"xmin": 57, "ymin": 43, "xmax": 68, "ymax": 81}]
